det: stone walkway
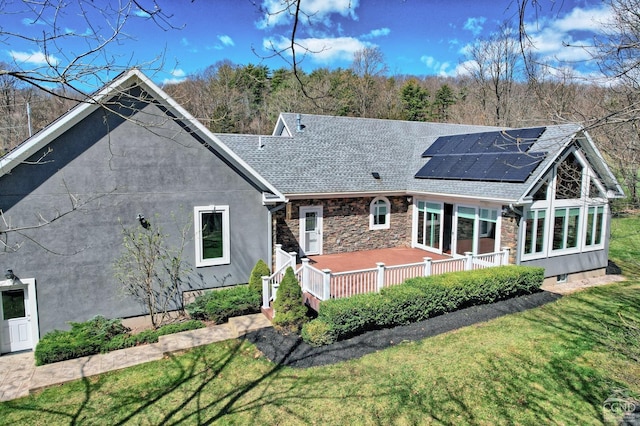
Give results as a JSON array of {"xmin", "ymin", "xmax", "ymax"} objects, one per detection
[{"xmin": 0, "ymin": 313, "xmax": 272, "ymax": 402}]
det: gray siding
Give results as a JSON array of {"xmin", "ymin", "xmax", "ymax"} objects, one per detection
[
  {"xmin": 520, "ymin": 249, "xmax": 609, "ymax": 276},
  {"xmin": 0, "ymin": 97, "xmax": 269, "ymax": 334},
  {"xmin": 519, "ymin": 210, "xmax": 612, "ymax": 277}
]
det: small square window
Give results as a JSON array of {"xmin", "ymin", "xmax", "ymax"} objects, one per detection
[
  {"xmin": 557, "ymin": 274, "xmax": 568, "ymax": 283},
  {"xmin": 194, "ymin": 205, "xmax": 230, "ymax": 267}
]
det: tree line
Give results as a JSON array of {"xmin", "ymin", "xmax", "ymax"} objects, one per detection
[{"xmin": 2, "ymin": 0, "xmax": 640, "ymax": 207}]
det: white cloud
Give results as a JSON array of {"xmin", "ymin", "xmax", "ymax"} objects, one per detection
[
  {"xmin": 134, "ymin": 9, "xmax": 151, "ymax": 18},
  {"xmin": 524, "ymin": 5, "xmax": 614, "ymax": 65},
  {"xmin": 420, "ymin": 55, "xmax": 453, "ymax": 77},
  {"xmin": 21, "ymin": 17, "xmax": 48, "ymax": 26},
  {"xmin": 181, "ymin": 38, "xmax": 190, "ymax": 46},
  {"xmin": 162, "ymin": 78, "xmax": 184, "ymax": 85},
  {"xmin": 218, "ymin": 35, "xmax": 235, "ymax": 47},
  {"xmin": 9, "ymin": 50, "xmax": 59, "ymax": 66},
  {"xmin": 264, "ymin": 35, "xmax": 371, "ymax": 63},
  {"xmin": 163, "ymin": 69, "xmax": 187, "ymax": 85},
  {"xmin": 550, "ymin": 5, "xmax": 614, "ymax": 33},
  {"xmin": 362, "ymin": 27, "xmax": 390, "ymax": 39},
  {"xmin": 256, "ymin": 0, "xmax": 359, "ymax": 29},
  {"xmin": 171, "ymin": 69, "xmax": 186, "ymax": 78},
  {"xmin": 463, "ymin": 17, "xmax": 486, "ymax": 36}
]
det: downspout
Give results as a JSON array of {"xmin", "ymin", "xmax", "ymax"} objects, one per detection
[
  {"xmin": 267, "ymin": 202, "xmax": 288, "ymax": 270},
  {"xmin": 507, "ymin": 203, "xmax": 524, "ymax": 265}
]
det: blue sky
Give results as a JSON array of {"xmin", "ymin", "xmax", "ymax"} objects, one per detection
[{"xmin": 2, "ymin": 0, "xmax": 613, "ymax": 88}]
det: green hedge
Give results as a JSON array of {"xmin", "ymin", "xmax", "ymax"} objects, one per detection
[
  {"xmin": 185, "ymin": 285, "xmax": 261, "ymax": 324},
  {"xmin": 307, "ymin": 266, "xmax": 543, "ymax": 344},
  {"xmin": 35, "ymin": 317, "xmax": 205, "ymax": 366}
]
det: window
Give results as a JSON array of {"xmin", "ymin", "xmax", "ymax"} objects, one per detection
[
  {"xmin": 194, "ymin": 205, "xmax": 230, "ymax": 267},
  {"xmin": 552, "ymin": 207, "xmax": 580, "ymax": 251},
  {"xmin": 585, "ymin": 205, "xmax": 605, "ymax": 247},
  {"xmin": 524, "ymin": 210, "xmax": 546, "ymax": 255},
  {"xmin": 478, "ymin": 208, "xmax": 498, "ymax": 254},
  {"xmin": 416, "ymin": 201, "xmax": 441, "ymax": 250},
  {"xmin": 555, "ymin": 153, "xmax": 584, "ymax": 200},
  {"xmin": 370, "ymin": 197, "xmax": 390, "ymax": 230}
]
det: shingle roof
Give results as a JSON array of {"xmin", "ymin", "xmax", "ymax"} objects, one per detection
[{"xmin": 217, "ymin": 113, "xmax": 623, "ymax": 202}]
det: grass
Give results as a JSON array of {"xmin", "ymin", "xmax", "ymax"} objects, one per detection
[{"xmin": 1, "ymin": 218, "xmax": 639, "ymax": 424}]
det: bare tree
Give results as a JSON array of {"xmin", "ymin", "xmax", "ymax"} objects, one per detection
[
  {"xmin": 114, "ymin": 214, "xmax": 191, "ymax": 328},
  {"xmin": 464, "ymin": 22, "xmax": 521, "ymax": 126},
  {"xmin": 350, "ymin": 47, "xmax": 388, "ymax": 117},
  {"xmin": 0, "ymin": 0, "xmax": 180, "ymax": 98}
]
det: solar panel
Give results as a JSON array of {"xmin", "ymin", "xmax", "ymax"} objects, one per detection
[
  {"xmin": 414, "ymin": 152, "xmax": 545, "ymax": 182},
  {"xmin": 422, "ymin": 127, "xmax": 546, "ymax": 157}
]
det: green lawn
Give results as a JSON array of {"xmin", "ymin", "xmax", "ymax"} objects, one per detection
[{"xmin": 1, "ymin": 218, "xmax": 639, "ymax": 424}]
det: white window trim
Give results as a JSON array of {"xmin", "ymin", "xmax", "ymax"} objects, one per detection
[
  {"xmin": 522, "ymin": 208, "xmax": 547, "ymax": 260},
  {"xmin": 550, "ymin": 206, "xmax": 582, "ymax": 255},
  {"xmin": 521, "ymin": 146, "xmax": 609, "ymax": 260},
  {"xmin": 453, "ymin": 204, "xmax": 501, "ymax": 256},
  {"xmin": 369, "ymin": 196, "xmax": 391, "ymax": 230},
  {"xmin": 413, "ymin": 199, "xmax": 444, "ymax": 253},
  {"xmin": 583, "ymin": 204, "xmax": 607, "ymax": 250},
  {"xmin": 194, "ymin": 205, "xmax": 230, "ymax": 267}
]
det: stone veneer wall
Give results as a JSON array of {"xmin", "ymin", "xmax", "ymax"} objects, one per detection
[
  {"xmin": 500, "ymin": 208, "xmax": 520, "ymax": 264},
  {"xmin": 274, "ymin": 196, "xmax": 412, "ymax": 255}
]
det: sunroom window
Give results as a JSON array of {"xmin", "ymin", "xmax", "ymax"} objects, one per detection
[
  {"xmin": 552, "ymin": 207, "xmax": 580, "ymax": 251},
  {"xmin": 585, "ymin": 206, "xmax": 605, "ymax": 247},
  {"xmin": 524, "ymin": 210, "xmax": 546, "ymax": 255},
  {"xmin": 194, "ymin": 205, "xmax": 230, "ymax": 267},
  {"xmin": 416, "ymin": 201, "xmax": 441, "ymax": 250}
]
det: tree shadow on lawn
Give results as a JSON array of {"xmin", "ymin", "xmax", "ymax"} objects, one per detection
[
  {"xmin": 2, "ymin": 334, "xmax": 382, "ymax": 424},
  {"xmin": 473, "ymin": 283, "xmax": 640, "ymax": 425},
  {"xmin": 7, "ymin": 288, "xmax": 632, "ymax": 424}
]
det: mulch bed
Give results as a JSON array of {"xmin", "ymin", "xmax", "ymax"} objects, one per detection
[{"xmin": 244, "ymin": 291, "xmax": 561, "ymax": 369}]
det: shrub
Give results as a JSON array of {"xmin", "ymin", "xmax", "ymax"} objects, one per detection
[
  {"xmin": 249, "ymin": 259, "xmax": 270, "ymax": 294},
  {"xmin": 35, "ymin": 317, "xmax": 205, "ymax": 365},
  {"xmin": 272, "ymin": 267, "xmax": 308, "ymax": 334},
  {"xmin": 185, "ymin": 285, "xmax": 262, "ymax": 324},
  {"xmin": 35, "ymin": 316, "xmax": 130, "ymax": 365},
  {"xmin": 315, "ymin": 265, "xmax": 544, "ymax": 344},
  {"xmin": 301, "ymin": 319, "xmax": 336, "ymax": 346},
  {"xmin": 104, "ymin": 320, "xmax": 205, "ymax": 352}
]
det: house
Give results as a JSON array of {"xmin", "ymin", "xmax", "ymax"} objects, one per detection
[
  {"xmin": 217, "ymin": 113, "xmax": 624, "ymax": 283},
  {"xmin": 0, "ymin": 70, "xmax": 624, "ymax": 354},
  {"xmin": 0, "ymin": 70, "xmax": 284, "ymax": 353}
]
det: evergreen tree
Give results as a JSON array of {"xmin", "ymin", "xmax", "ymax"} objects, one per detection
[
  {"xmin": 432, "ymin": 84, "xmax": 456, "ymax": 122},
  {"xmin": 272, "ymin": 267, "xmax": 308, "ymax": 334},
  {"xmin": 400, "ymin": 79, "xmax": 430, "ymax": 121}
]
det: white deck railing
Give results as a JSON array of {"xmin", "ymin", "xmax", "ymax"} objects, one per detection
[
  {"xmin": 263, "ymin": 248, "xmax": 511, "ymax": 307},
  {"xmin": 261, "ymin": 245, "xmax": 297, "ymax": 309}
]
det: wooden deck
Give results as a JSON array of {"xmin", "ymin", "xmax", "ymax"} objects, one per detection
[{"xmin": 307, "ymin": 247, "xmax": 450, "ymax": 273}]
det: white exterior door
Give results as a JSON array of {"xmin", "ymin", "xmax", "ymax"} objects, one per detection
[
  {"xmin": 1, "ymin": 287, "xmax": 32, "ymax": 353},
  {"xmin": 300, "ymin": 206, "xmax": 323, "ymax": 256}
]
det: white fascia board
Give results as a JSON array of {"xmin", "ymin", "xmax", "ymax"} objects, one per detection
[
  {"xmin": 285, "ymin": 191, "xmax": 407, "ymax": 200},
  {"xmin": 516, "ymin": 127, "xmax": 577, "ymax": 204},
  {"xmin": 579, "ymin": 131, "xmax": 625, "ymax": 198},
  {"xmin": 272, "ymin": 114, "xmax": 292, "ymax": 137},
  {"xmin": 262, "ymin": 192, "xmax": 286, "ymax": 204},
  {"xmin": 284, "ymin": 190, "xmax": 515, "ymax": 204},
  {"xmin": 0, "ymin": 69, "xmax": 141, "ymax": 177},
  {"xmin": 411, "ymin": 191, "xmax": 517, "ymax": 206}
]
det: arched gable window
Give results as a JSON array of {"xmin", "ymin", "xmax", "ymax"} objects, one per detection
[{"xmin": 370, "ymin": 196, "xmax": 391, "ymax": 230}]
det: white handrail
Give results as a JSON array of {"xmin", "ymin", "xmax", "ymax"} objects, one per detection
[{"xmin": 292, "ymin": 249, "xmax": 510, "ymax": 302}]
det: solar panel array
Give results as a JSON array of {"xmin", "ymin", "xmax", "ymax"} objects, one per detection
[{"xmin": 415, "ymin": 127, "xmax": 547, "ymax": 183}]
